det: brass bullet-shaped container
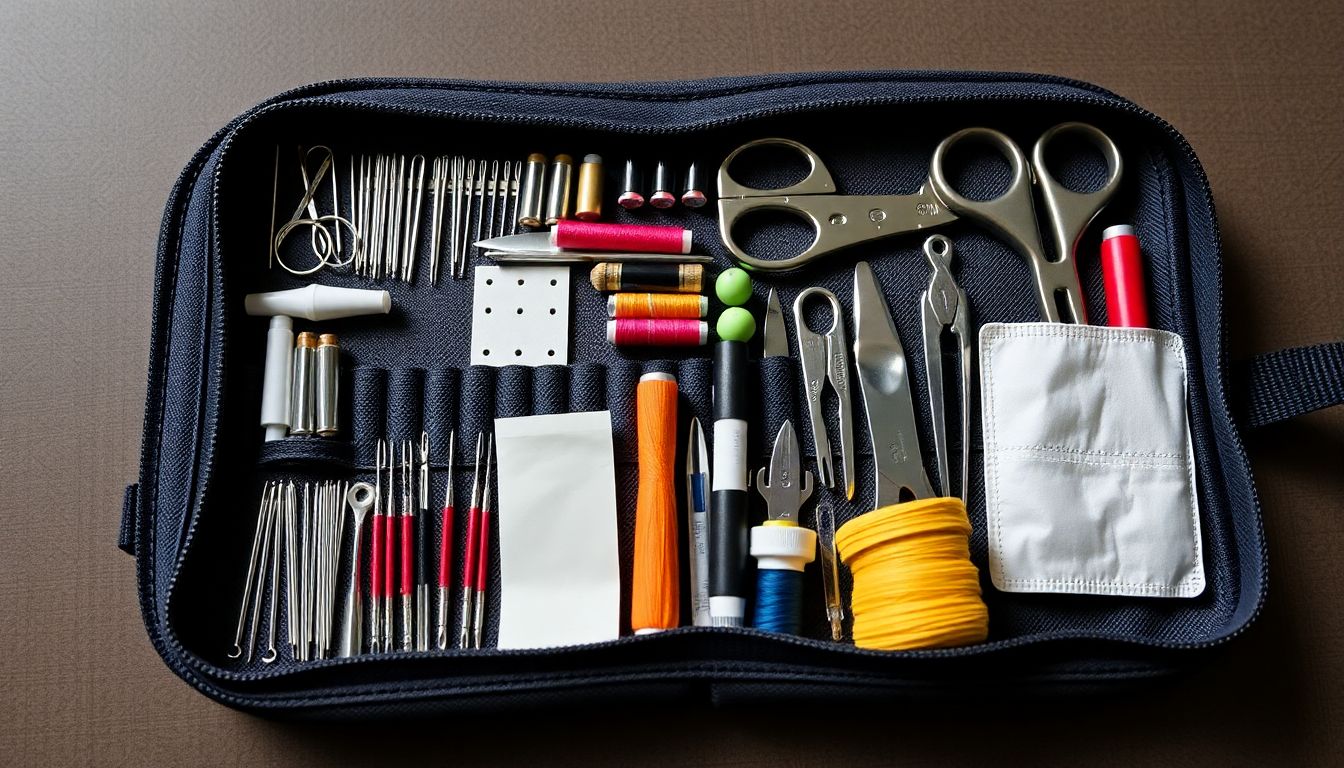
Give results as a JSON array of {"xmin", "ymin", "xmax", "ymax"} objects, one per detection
[
  {"xmin": 544, "ymin": 154, "xmax": 574, "ymax": 226},
  {"xmin": 575, "ymin": 154, "xmax": 603, "ymax": 222},
  {"xmin": 517, "ymin": 153, "xmax": 547, "ymax": 229},
  {"xmin": 315, "ymin": 333, "xmax": 340, "ymax": 437}
]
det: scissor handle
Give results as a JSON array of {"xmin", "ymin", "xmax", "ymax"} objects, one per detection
[
  {"xmin": 717, "ymin": 138, "xmax": 837, "ymax": 272},
  {"xmin": 717, "ymin": 138, "xmax": 838, "ymax": 199},
  {"xmin": 1031, "ymin": 122, "xmax": 1124, "ymax": 270},
  {"xmin": 929, "ymin": 124, "xmax": 1121, "ymax": 323}
]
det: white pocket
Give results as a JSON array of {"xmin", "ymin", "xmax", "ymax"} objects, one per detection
[{"xmin": 980, "ymin": 323, "xmax": 1204, "ymax": 598}]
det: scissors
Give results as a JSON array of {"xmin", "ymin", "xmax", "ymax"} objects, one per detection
[{"xmin": 717, "ymin": 124, "xmax": 1123, "ymax": 323}]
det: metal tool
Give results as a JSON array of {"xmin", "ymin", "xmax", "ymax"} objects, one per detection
[
  {"xmin": 370, "ymin": 440, "xmax": 387, "ymax": 652},
  {"xmin": 750, "ymin": 420, "xmax": 816, "ymax": 635},
  {"xmin": 416, "ymin": 431, "xmax": 431, "ymax": 652},
  {"xmin": 472, "ymin": 435, "xmax": 495, "ymax": 649},
  {"xmin": 282, "ymin": 482, "xmax": 297, "ymax": 657},
  {"xmin": 459, "ymin": 434, "xmax": 485, "ymax": 648},
  {"xmin": 262, "ymin": 502, "xmax": 282, "ymax": 664},
  {"xmin": 792, "ymin": 287, "xmax": 856, "ymax": 500},
  {"xmin": 919, "ymin": 234, "xmax": 972, "ymax": 500},
  {"xmin": 401, "ymin": 439, "xmax": 415, "ymax": 651},
  {"xmin": 246, "ymin": 488, "xmax": 277, "ymax": 663},
  {"xmin": 229, "ymin": 483, "xmax": 275, "ymax": 660},
  {"xmin": 685, "ymin": 417, "xmax": 711, "ymax": 627},
  {"xmin": 816, "ymin": 503, "xmax": 844, "ymax": 641},
  {"xmin": 717, "ymin": 125, "xmax": 1119, "ymax": 322},
  {"xmin": 402, "ymin": 155, "xmax": 426, "ymax": 281},
  {"xmin": 339, "ymin": 482, "xmax": 375, "ymax": 657},
  {"xmin": 383, "ymin": 439, "xmax": 396, "ymax": 652},
  {"xmin": 437, "ymin": 433, "xmax": 456, "ymax": 650},
  {"xmin": 927, "ymin": 123, "xmax": 1121, "ymax": 323},
  {"xmin": 717, "ymin": 137, "xmax": 956, "ymax": 271},
  {"xmin": 852, "ymin": 261, "xmax": 936, "ymax": 505}
]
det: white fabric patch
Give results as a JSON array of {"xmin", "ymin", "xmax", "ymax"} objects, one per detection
[
  {"xmin": 980, "ymin": 323, "xmax": 1204, "ymax": 597},
  {"xmin": 471, "ymin": 265, "xmax": 570, "ymax": 366},
  {"xmin": 494, "ymin": 411, "xmax": 620, "ymax": 649}
]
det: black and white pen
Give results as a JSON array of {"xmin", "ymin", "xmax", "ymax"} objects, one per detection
[{"xmin": 710, "ymin": 340, "xmax": 749, "ymax": 627}]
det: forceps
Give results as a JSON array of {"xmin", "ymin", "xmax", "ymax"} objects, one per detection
[
  {"xmin": 928, "ymin": 122, "xmax": 1122, "ymax": 323},
  {"xmin": 793, "ymin": 288, "xmax": 855, "ymax": 500},
  {"xmin": 717, "ymin": 138, "xmax": 957, "ymax": 272},
  {"xmin": 919, "ymin": 235, "xmax": 971, "ymax": 501}
]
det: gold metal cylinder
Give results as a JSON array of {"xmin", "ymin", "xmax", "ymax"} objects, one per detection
[{"xmin": 575, "ymin": 154, "xmax": 603, "ymax": 222}]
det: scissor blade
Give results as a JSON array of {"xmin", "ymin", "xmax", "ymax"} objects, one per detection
[
  {"xmin": 474, "ymin": 231, "xmax": 552, "ymax": 253},
  {"xmin": 762, "ymin": 289, "xmax": 789, "ymax": 358},
  {"xmin": 852, "ymin": 262, "xmax": 935, "ymax": 507},
  {"xmin": 759, "ymin": 421, "xmax": 810, "ymax": 523}
]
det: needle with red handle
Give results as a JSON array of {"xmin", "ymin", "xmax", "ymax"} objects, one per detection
[
  {"xmin": 383, "ymin": 440, "xmax": 396, "ymax": 652},
  {"xmin": 369, "ymin": 439, "xmax": 387, "ymax": 653},
  {"xmin": 458, "ymin": 433, "xmax": 485, "ymax": 649},
  {"xmin": 471, "ymin": 435, "xmax": 495, "ymax": 649},
  {"xmin": 436, "ymin": 432, "xmax": 456, "ymax": 650},
  {"xmin": 400, "ymin": 439, "xmax": 415, "ymax": 651}
]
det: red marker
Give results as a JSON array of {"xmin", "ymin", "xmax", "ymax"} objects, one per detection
[{"xmin": 1101, "ymin": 225, "xmax": 1150, "ymax": 328}]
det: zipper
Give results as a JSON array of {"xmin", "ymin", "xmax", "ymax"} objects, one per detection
[{"xmin": 138, "ymin": 73, "xmax": 1266, "ymax": 700}]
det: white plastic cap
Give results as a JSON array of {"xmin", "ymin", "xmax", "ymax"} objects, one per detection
[
  {"xmin": 1102, "ymin": 224, "xmax": 1135, "ymax": 240},
  {"xmin": 750, "ymin": 525, "xmax": 818, "ymax": 572},
  {"xmin": 244, "ymin": 284, "xmax": 391, "ymax": 321}
]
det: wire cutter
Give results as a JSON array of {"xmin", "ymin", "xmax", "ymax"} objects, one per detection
[
  {"xmin": 793, "ymin": 288, "xmax": 856, "ymax": 500},
  {"xmin": 919, "ymin": 235, "xmax": 971, "ymax": 501}
]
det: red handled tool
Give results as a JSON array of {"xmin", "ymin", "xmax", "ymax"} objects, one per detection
[
  {"xmin": 436, "ymin": 433, "xmax": 456, "ymax": 650},
  {"xmin": 458, "ymin": 434, "xmax": 485, "ymax": 649},
  {"xmin": 471, "ymin": 435, "xmax": 495, "ymax": 649}
]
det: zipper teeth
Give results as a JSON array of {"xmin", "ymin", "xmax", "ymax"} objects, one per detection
[{"xmin": 143, "ymin": 78, "xmax": 1264, "ymax": 691}]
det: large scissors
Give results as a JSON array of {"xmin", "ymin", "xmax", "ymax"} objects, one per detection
[{"xmin": 717, "ymin": 124, "xmax": 1123, "ymax": 323}]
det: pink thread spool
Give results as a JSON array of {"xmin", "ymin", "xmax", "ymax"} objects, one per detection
[
  {"xmin": 606, "ymin": 319, "xmax": 708, "ymax": 347},
  {"xmin": 552, "ymin": 220, "xmax": 692, "ymax": 254}
]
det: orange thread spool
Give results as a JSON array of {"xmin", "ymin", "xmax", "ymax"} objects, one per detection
[
  {"xmin": 632, "ymin": 372, "xmax": 680, "ymax": 633},
  {"xmin": 608, "ymin": 293, "xmax": 708, "ymax": 319}
]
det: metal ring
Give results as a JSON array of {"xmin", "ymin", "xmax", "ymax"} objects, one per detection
[{"xmin": 274, "ymin": 215, "xmax": 360, "ymax": 275}]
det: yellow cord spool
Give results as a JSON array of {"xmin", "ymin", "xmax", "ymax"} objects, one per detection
[{"xmin": 834, "ymin": 497, "xmax": 988, "ymax": 651}]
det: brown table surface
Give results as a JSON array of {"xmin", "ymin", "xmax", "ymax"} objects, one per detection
[{"xmin": 3, "ymin": 0, "xmax": 1342, "ymax": 764}]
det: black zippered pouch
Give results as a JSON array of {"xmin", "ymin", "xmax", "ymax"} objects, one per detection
[{"xmin": 123, "ymin": 71, "xmax": 1344, "ymax": 715}]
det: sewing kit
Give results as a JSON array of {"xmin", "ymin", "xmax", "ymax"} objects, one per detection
[{"xmin": 120, "ymin": 72, "xmax": 1340, "ymax": 715}]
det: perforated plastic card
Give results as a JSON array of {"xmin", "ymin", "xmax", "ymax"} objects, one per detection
[{"xmin": 470, "ymin": 265, "xmax": 570, "ymax": 366}]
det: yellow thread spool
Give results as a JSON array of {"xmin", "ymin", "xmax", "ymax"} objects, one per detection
[{"xmin": 835, "ymin": 497, "xmax": 988, "ymax": 651}]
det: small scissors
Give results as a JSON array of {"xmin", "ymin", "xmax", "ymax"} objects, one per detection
[{"xmin": 717, "ymin": 124, "xmax": 1123, "ymax": 323}]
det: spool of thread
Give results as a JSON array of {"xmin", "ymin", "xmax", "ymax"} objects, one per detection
[
  {"xmin": 544, "ymin": 154, "xmax": 573, "ymax": 226},
  {"xmin": 607, "ymin": 319, "xmax": 708, "ymax": 347},
  {"xmin": 607, "ymin": 293, "xmax": 708, "ymax": 319},
  {"xmin": 590, "ymin": 262, "xmax": 704, "ymax": 293},
  {"xmin": 314, "ymin": 333, "xmax": 340, "ymax": 437},
  {"xmin": 575, "ymin": 154, "xmax": 603, "ymax": 221},
  {"xmin": 835, "ymin": 497, "xmax": 989, "ymax": 651},
  {"xmin": 618, "ymin": 159, "xmax": 644, "ymax": 209},
  {"xmin": 517, "ymin": 153, "xmax": 547, "ymax": 229},
  {"xmin": 1101, "ymin": 225, "xmax": 1150, "ymax": 328},
  {"xmin": 632, "ymin": 372, "xmax": 680, "ymax": 634},
  {"xmin": 553, "ymin": 220, "xmax": 691, "ymax": 254}
]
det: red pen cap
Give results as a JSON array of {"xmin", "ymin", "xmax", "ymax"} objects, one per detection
[{"xmin": 1101, "ymin": 225, "xmax": 1150, "ymax": 329}]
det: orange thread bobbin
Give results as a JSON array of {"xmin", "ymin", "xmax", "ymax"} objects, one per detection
[{"xmin": 607, "ymin": 293, "xmax": 708, "ymax": 319}]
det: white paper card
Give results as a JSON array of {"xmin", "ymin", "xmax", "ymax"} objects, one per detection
[
  {"xmin": 471, "ymin": 265, "xmax": 570, "ymax": 366},
  {"xmin": 980, "ymin": 323, "xmax": 1205, "ymax": 597},
  {"xmin": 494, "ymin": 410, "xmax": 620, "ymax": 649}
]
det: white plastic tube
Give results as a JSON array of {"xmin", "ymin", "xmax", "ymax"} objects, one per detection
[{"xmin": 260, "ymin": 316, "xmax": 293, "ymax": 442}]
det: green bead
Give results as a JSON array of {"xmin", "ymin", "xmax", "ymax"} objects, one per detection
[
  {"xmin": 714, "ymin": 268, "xmax": 753, "ymax": 306},
  {"xmin": 716, "ymin": 307, "xmax": 757, "ymax": 342}
]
